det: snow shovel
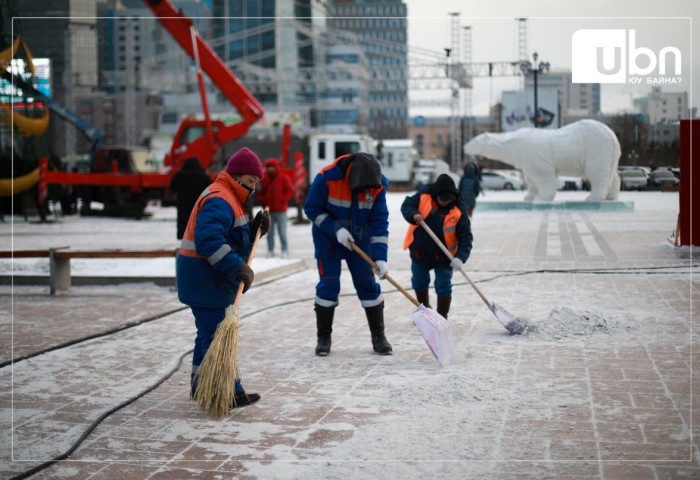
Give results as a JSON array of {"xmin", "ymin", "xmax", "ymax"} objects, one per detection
[
  {"xmin": 417, "ymin": 219, "xmax": 524, "ymax": 334},
  {"xmin": 349, "ymin": 241, "xmax": 456, "ymax": 367}
]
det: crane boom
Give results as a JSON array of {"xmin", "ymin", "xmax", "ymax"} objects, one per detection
[{"xmin": 142, "ymin": 0, "xmax": 264, "ymax": 127}]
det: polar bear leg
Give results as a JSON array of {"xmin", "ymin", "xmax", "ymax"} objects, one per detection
[
  {"xmin": 605, "ymin": 171, "xmax": 621, "ymax": 200},
  {"xmin": 533, "ymin": 173, "xmax": 557, "ymax": 201},
  {"xmin": 524, "ymin": 176, "xmax": 538, "ymax": 201}
]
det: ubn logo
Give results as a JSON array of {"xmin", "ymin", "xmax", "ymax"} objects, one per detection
[{"xmin": 572, "ymin": 29, "xmax": 681, "ymax": 83}]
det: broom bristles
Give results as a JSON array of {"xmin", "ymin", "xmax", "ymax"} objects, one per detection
[{"xmin": 193, "ymin": 304, "xmax": 240, "ymax": 419}]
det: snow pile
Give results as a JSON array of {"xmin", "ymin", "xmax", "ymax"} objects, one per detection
[{"xmin": 523, "ymin": 307, "xmax": 627, "ymax": 340}]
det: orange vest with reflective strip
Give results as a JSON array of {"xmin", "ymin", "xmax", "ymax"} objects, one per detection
[
  {"xmin": 179, "ymin": 172, "xmax": 248, "ymax": 259},
  {"xmin": 321, "ymin": 155, "xmax": 385, "ymax": 212},
  {"xmin": 403, "ymin": 193, "xmax": 462, "ymax": 256}
]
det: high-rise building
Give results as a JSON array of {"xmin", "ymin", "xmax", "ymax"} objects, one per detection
[
  {"xmin": 98, "ymin": 1, "xmax": 210, "ymax": 95},
  {"xmin": 525, "ymin": 70, "xmax": 600, "ymax": 117},
  {"xmin": 210, "ymin": 0, "xmax": 324, "ymax": 112},
  {"xmin": 15, "ymin": 0, "xmax": 98, "ymax": 156},
  {"xmin": 317, "ymin": 44, "xmax": 370, "ymax": 133},
  {"xmin": 329, "ymin": 0, "xmax": 408, "ymax": 138},
  {"xmin": 97, "ymin": 1, "xmax": 210, "ymax": 143},
  {"xmin": 634, "ymin": 86, "xmax": 689, "ymax": 143}
]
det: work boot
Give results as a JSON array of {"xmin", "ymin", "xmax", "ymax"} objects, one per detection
[
  {"xmin": 231, "ymin": 392, "xmax": 261, "ymax": 409},
  {"xmin": 190, "ymin": 365, "xmax": 199, "ymax": 400},
  {"xmin": 365, "ymin": 302, "xmax": 392, "ymax": 355},
  {"xmin": 415, "ymin": 289, "xmax": 431, "ymax": 308},
  {"xmin": 437, "ymin": 295, "xmax": 452, "ymax": 320},
  {"xmin": 315, "ymin": 303, "xmax": 335, "ymax": 356}
]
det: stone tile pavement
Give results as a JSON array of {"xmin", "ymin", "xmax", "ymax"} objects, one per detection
[{"xmin": 1, "ymin": 192, "xmax": 699, "ymax": 479}]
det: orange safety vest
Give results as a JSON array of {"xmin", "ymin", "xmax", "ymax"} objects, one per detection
[
  {"xmin": 403, "ymin": 193, "xmax": 462, "ymax": 256},
  {"xmin": 321, "ymin": 154, "xmax": 385, "ymax": 212},
  {"xmin": 179, "ymin": 172, "xmax": 248, "ymax": 260}
]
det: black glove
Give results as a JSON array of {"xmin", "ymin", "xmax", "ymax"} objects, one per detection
[
  {"xmin": 250, "ymin": 209, "xmax": 271, "ymax": 239},
  {"xmin": 234, "ymin": 264, "xmax": 255, "ymax": 293}
]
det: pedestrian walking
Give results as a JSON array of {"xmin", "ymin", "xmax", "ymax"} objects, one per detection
[
  {"xmin": 303, "ymin": 152, "xmax": 392, "ymax": 356},
  {"xmin": 169, "ymin": 157, "xmax": 213, "ymax": 239},
  {"xmin": 258, "ymin": 158, "xmax": 294, "ymax": 257},
  {"xmin": 176, "ymin": 147, "xmax": 270, "ymax": 408},
  {"xmin": 458, "ymin": 162, "xmax": 482, "ymax": 218},
  {"xmin": 401, "ymin": 173, "xmax": 473, "ymax": 320}
]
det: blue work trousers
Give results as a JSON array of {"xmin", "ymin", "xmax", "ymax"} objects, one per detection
[
  {"xmin": 315, "ymin": 247, "xmax": 383, "ymax": 308},
  {"xmin": 191, "ymin": 306, "xmax": 243, "ymax": 395},
  {"xmin": 411, "ymin": 262, "xmax": 454, "ymax": 296}
]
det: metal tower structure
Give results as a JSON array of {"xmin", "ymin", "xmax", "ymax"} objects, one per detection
[
  {"xmin": 516, "ymin": 18, "xmax": 528, "ymax": 88},
  {"xmin": 448, "ymin": 12, "xmax": 461, "ymax": 173},
  {"xmin": 462, "ymin": 26, "xmax": 472, "ymax": 148}
]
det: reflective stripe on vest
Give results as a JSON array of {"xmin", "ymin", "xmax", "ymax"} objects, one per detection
[
  {"xmin": 179, "ymin": 182, "xmax": 247, "ymax": 263},
  {"xmin": 403, "ymin": 193, "xmax": 462, "ymax": 255},
  {"xmin": 324, "ymin": 155, "xmax": 384, "ymax": 213}
]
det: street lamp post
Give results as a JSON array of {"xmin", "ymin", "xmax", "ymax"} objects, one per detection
[{"xmin": 520, "ymin": 52, "xmax": 550, "ymax": 128}]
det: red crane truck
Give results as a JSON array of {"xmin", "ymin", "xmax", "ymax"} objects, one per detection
[{"xmin": 40, "ymin": 0, "xmax": 274, "ymax": 215}]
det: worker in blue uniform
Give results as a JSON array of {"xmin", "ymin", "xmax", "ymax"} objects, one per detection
[
  {"xmin": 303, "ymin": 152, "xmax": 392, "ymax": 356},
  {"xmin": 177, "ymin": 147, "xmax": 270, "ymax": 409}
]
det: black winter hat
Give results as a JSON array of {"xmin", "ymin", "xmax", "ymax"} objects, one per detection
[
  {"xmin": 346, "ymin": 153, "xmax": 382, "ymax": 191},
  {"xmin": 430, "ymin": 173, "xmax": 460, "ymax": 202}
]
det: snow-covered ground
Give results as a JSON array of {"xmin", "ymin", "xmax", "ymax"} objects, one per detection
[
  {"xmin": 1, "ymin": 189, "xmax": 698, "ymax": 479},
  {"xmin": 0, "ymin": 189, "xmax": 683, "ymax": 278}
]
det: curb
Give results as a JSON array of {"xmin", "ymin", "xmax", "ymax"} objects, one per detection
[{"xmin": 0, "ymin": 259, "xmax": 306, "ymax": 289}]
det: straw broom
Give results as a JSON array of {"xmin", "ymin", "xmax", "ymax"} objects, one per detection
[{"xmin": 193, "ymin": 208, "xmax": 266, "ymax": 419}]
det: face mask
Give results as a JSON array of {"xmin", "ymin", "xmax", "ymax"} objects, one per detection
[{"xmin": 236, "ymin": 180, "xmax": 254, "ymax": 197}]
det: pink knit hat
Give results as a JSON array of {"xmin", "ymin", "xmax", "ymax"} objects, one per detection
[{"xmin": 225, "ymin": 148, "xmax": 264, "ymax": 179}]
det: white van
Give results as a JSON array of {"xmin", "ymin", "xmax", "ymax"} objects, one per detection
[{"xmin": 308, "ymin": 133, "xmax": 375, "ymax": 180}]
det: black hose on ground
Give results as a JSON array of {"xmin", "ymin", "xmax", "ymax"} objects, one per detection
[{"xmin": 6, "ymin": 263, "xmax": 695, "ymax": 478}]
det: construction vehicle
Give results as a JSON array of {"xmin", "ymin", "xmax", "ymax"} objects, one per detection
[
  {"xmin": 308, "ymin": 133, "xmax": 375, "ymax": 180},
  {"xmin": 27, "ymin": 0, "xmax": 269, "ymax": 215}
]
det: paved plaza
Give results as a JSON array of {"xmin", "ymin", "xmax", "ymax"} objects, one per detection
[{"xmin": 1, "ymin": 190, "xmax": 698, "ymax": 479}]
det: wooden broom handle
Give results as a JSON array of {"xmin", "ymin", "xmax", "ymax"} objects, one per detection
[
  {"xmin": 416, "ymin": 218, "xmax": 493, "ymax": 308},
  {"xmin": 349, "ymin": 241, "xmax": 420, "ymax": 307},
  {"xmin": 233, "ymin": 207, "xmax": 268, "ymax": 307}
]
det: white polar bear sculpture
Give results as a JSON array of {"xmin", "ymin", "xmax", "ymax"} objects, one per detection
[{"xmin": 464, "ymin": 119, "xmax": 621, "ymax": 202}]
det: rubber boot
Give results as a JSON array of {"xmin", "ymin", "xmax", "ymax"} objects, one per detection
[
  {"xmin": 190, "ymin": 365, "xmax": 199, "ymax": 399},
  {"xmin": 415, "ymin": 290, "xmax": 431, "ymax": 308},
  {"xmin": 365, "ymin": 302, "xmax": 392, "ymax": 355},
  {"xmin": 315, "ymin": 303, "xmax": 334, "ymax": 356},
  {"xmin": 437, "ymin": 295, "xmax": 452, "ymax": 320}
]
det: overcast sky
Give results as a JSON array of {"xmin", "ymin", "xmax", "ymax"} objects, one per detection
[{"xmin": 404, "ymin": 0, "xmax": 697, "ymax": 118}]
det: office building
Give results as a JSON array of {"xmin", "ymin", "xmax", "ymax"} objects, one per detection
[
  {"xmin": 15, "ymin": 0, "xmax": 98, "ymax": 157},
  {"xmin": 525, "ymin": 70, "xmax": 600, "ymax": 118},
  {"xmin": 329, "ymin": 0, "xmax": 409, "ymax": 138},
  {"xmin": 634, "ymin": 87, "xmax": 689, "ymax": 144}
]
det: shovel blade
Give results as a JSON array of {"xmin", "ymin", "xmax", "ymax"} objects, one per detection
[
  {"xmin": 489, "ymin": 303, "xmax": 524, "ymax": 334},
  {"xmin": 411, "ymin": 305, "xmax": 456, "ymax": 367}
]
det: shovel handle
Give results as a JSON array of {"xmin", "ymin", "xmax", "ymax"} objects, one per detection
[
  {"xmin": 233, "ymin": 207, "xmax": 269, "ymax": 307},
  {"xmin": 417, "ymin": 219, "xmax": 493, "ymax": 309},
  {"xmin": 349, "ymin": 241, "xmax": 420, "ymax": 307}
]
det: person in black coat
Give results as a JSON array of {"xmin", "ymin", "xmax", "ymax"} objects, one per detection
[
  {"xmin": 401, "ymin": 174, "xmax": 473, "ymax": 319},
  {"xmin": 169, "ymin": 157, "xmax": 213, "ymax": 239},
  {"xmin": 458, "ymin": 162, "xmax": 482, "ymax": 217}
]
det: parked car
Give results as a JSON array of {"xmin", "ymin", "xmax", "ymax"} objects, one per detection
[
  {"xmin": 619, "ymin": 169, "xmax": 648, "ymax": 191},
  {"xmin": 411, "ymin": 169, "xmax": 461, "ymax": 190},
  {"xmin": 649, "ymin": 168, "xmax": 680, "ymax": 189},
  {"xmin": 481, "ymin": 170, "xmax": 524, "ymax": 190},
  {"xmin": 557, "ymin": 176, "xmax": 584, "ymax": 191},
  {"xmin": 618, "ymin": 166, "xmax": 651, "ymax": 180}
]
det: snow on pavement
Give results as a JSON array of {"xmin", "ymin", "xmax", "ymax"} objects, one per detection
[{"xmin": 1, "ymin": 190, "xmax": 698, "ymax": 479}]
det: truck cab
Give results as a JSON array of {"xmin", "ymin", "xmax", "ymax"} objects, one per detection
[{"xmin": 308, "ymin": 133, "xmax": 375, "ymax": 180}]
